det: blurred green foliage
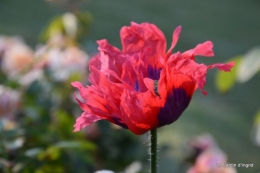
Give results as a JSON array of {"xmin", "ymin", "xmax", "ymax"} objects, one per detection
[
  {"xmin": 40, "ymin": 11, "xmax": 92, "ymax": 43},
  {"xmin": 216, "ymin": 47, "xmax": 260, "ymax": 93},
  {"xmin": 215, "ymin": 57, "xmax": 242, "ymax": 93}
]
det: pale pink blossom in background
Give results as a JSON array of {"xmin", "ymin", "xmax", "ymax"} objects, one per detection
[
  {"xmin": 189, "ymin": 133, "xmax": 217, "ymax": 151},
  {"xmin": 187, "ymin": 149, "xmax": 237, "ymax": 173},
  {"xmin": 1, "ymin": 34, "xmax": 89, "ymax": 84},
  {"xmin": 18, "ymin": 69, "xmax": 44, "ymax": 86},
  {"xmin": 0, "ymin": 85, "xmax": 20, "ymax": 120},
  {"xmin": 190, "ymin": 149, "xmax": 226, "ymax": 172},
  {"xmin": 0, "ymin": 36, "xmax": 34, "ymax": 77},
  {"xmin": 0, "ymin": 35, "xmax": 23, "ymax": 54},
  {"xmin": 187, "ymin": 134, "xmax": 237, "ymax": 173},
  {"xmin": 35, "ymin": 41, "xmax": 89, "ymax": 81}
]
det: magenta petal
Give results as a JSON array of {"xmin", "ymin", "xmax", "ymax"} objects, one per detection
[
  {"xmin": 73, "ymin": 112, "xmax": 106, "ymax": 132},
  {"xmin": 89, "ymin": 39, "xmax": 126, "ymax": 81},
  {"xmin": 183, "ymin": 41, "xmax": 214, "ymax": 58},
  {"xmin": 97, "ymin": 39, "xmax": 121, "ymax": 53},
  {"xmin": 121, "ymin": 55, "xmax": 148, "ymax": 92},
  {"xmin": 166, "ymin": 26, "xmax": 182, "ymax": 57},
  {"xmin": 208, "ymin": 61, "xmax": 235, "ymax": 71},
  {"xmin": 167, "ymin": 55, "xmax": 208, "ymax": 94},
  {"xmin": 193, "ymin": 41, "xmax": 214, "ymax": 57},
  {"xmin": 120, "ymin": 22, "xmax": 166, "ymax": 67},
  {"xmin": 120, "ymin": 89, "xmax": 161, "ymax": 135},
  {"xmin": 120, "ymin": 22, "xmax": 166, "ymax": 54},
  {"xmin": 71, "ymin": 81, "xmax": 89, "ymax": 100}
]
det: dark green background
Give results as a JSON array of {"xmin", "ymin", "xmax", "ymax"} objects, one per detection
[{"xmin": 1, "ymin": 0, "xmax": 260, "ymax": 172}]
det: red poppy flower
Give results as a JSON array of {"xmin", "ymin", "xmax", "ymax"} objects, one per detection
[{"xmin": 72, "ymin": 22, "xmax": 234, "ymax": 135}]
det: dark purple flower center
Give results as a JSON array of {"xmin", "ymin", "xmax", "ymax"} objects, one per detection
[
  {"xmin": 147, "ymin": 65, "xmax": 162, "ymax": 80},
  {"xmin": 134, "ymin": 66, "xmax": 162, "ymax": 92},
  {"xmin": 134, "ymin": 80, "xmax": 140, "ymax": 91},
  {"xmin": 157, "ymin": 88, "xmax": 192, "ymax": 126}
]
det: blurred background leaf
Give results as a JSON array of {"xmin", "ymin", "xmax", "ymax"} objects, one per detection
[
  {"xmin": 237, "ymin": 46, "xmax": 260, "ymax": 83},
  {"xmin": 40, "ymin": 11, "xmax": 92, "ymax": 43},
  {"xmin": 215, "ymin": 56, "xmax": 241, "ymax": 93}
]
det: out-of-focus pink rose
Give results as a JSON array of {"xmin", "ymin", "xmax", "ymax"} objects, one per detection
[
  {"xmin": 187, "ymin": 149, "xmax": 237, "ymax": 173},
  {"xmin": 0, "ymin": 85, "xmax": 20, "ymax": 120},
  {"xmin": 35, "ymin": 39, "xmax": 89, "ymax": 81},
  {"xmin": 0, "ymin": 36, "xmax": 34, "ymax": 77},
  {"xmin": 184, "ymin": 134, "xmax": 217, "ymax": 164},
  {"xmin": 187, "ymin": 134, "xmax": 237, "ymax": 173},
  {"xmin": 189, "ymin": 134, "xmax": 217, "ymax": 152},
  {"xmin": 192, "ymin": 149, "xmax": 227, "ymax": 173},
  {"xmin": 18, "ymin": 69, "xmax": 44, "ymax": 86},
  {"xmin": 0, "ymin": 36, "xmax": 6, "ymax": 57},
  {"xmin": 0, "ymin": 35, "xmax": 23, "ymax": 55}
]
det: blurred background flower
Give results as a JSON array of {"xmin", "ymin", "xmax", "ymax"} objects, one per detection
[
  {"xmin": 0, "ymin": 36, "xmax": 34, "ymax": 79},
  {"xmin": 185, "ymin": 134, "xmax": 237, "ymax": 173},
  {"xmin": 35, "ymin": 35, "xmax": 89, "ymax": 82},
  {"xmin": 0, "ymin": 85, "xmax": 20, "ymax": 121}
]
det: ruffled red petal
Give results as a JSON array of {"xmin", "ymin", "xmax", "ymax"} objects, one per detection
[
  {"xmin": 182, "ymin": 41, "xmax": 214, "ymax": 60},
  {"xmin": 120, "ymin": 90, "xmax": 162, "ymax": 135},
  {"xmin": 166, "ymin": 26, "xmax": 182, "ymax": 58},
  {"xmin": 121, "ymin": 54, "xmax": 148, "ymax": 92},
  {"xmin": 208, "ymin": 61, "xmax": 234, "ymax": 71},
  {"xmin": 73, "ymin": 113, "xmax": 106, "ymax": 132},
  {"xmin": 89, "ymin": 39, "xmax": 126, "ymax": 82},
  {"xmin": 120, "ymin": 22, "xmax": 166, "ymax": 67},
  {"xmin": 71, "ymin": 69, "xmax": 128, "ymax": 130}
]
